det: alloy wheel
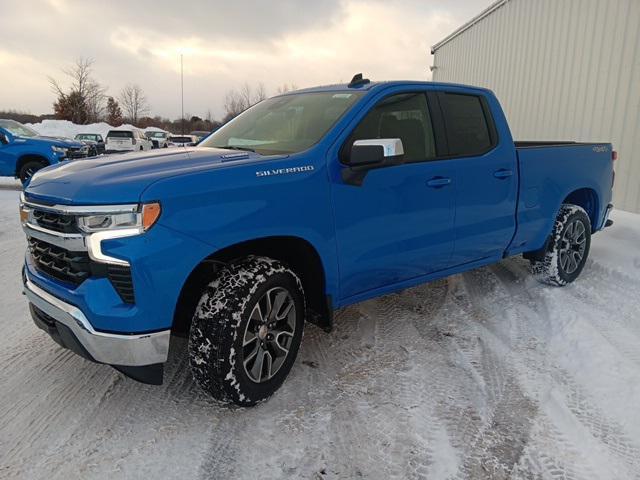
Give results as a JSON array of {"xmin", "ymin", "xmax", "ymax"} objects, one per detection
[{"xmin": 242, "ymin": 287, "xmax": 296, "ymax": 383}]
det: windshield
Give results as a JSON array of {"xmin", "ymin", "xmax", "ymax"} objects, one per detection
[
  {"xmin": 76, "ymin": 134, "xmax": 97, "ymax": 141},
  {"xmin": 0, "ymin": 119, "xmax": 39, "ymax": 138},
  {"xmin": 199, "ymin": 91, "xmax": 363, "ymax": 155},
  {"xmin": 107, "ymin": 130, "xmax": 133, "ymax": 138},
  {"xmin": 149, "ymin": 132, "xmax": 167, "ymax": 138}
]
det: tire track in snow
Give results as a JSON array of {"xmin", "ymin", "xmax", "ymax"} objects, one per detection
[{"xmin": 479, "ymin": 258, "xmax": 640, "ymax": 479}]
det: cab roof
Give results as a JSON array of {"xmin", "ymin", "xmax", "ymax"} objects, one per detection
[{"xmin": 287, "ymin": 80, "xmax": 492, "ymax": 96}]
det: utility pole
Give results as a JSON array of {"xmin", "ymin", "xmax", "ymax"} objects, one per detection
[{"xmin": 180, "ymin": 54, "xmax": 184, "ymax": 135}]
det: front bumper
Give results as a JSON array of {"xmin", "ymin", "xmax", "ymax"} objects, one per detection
[{"xmin": 24, "ymin": 278, "xmax": 170, "ymax": 378}]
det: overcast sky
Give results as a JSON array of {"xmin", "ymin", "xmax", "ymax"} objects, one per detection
[{"xmin": 0, "ymin": 0, "xmax": 492, "ymax": 120}]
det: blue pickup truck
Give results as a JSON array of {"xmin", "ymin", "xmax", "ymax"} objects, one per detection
[
  {"xmin": 0, "ymin": 119, "xmax": 89, "ymax": 183},
  {"xmin": 20, "ymin": 77, "xmax": 614, "ymax": 405}
]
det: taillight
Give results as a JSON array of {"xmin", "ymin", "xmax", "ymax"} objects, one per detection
[{"xmin": 612, "ymin": 150, "xmax": 617, "ymax": 161}]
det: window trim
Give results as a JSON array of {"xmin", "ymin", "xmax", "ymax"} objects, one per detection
[
  {"xmin": 339, "ymin": 91, "xmax": 439, "ymax": 165},
  {"xmin": 434, "ymin": 91, "xmax": 499, "ymax": 160}
]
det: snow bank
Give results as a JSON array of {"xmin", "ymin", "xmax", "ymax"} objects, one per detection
[{"xmin": 25, "ymin": 119, "xmax": 167, "ymax": 140}]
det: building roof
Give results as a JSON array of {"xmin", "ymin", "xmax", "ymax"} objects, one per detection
[{"xmin": 431, "ymin": 0, "xmax": 512, "ymax": 54}]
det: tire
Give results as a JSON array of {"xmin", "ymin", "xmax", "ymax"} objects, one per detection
[
  {"xmin": 530, "ymin": 204, "xmax": 591, "ymax": 286},
  {"xmin": 18, "ymin": 160, "xmax": 46, "ymax": 185},
  {"xmin": 189, "ymin": 256, "xmax": 305, "ymax": 406}
]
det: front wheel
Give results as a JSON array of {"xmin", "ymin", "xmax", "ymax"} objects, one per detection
[
  {"xmin": 188, "ymin": 256, "xmax": 305, "ymax": 406},
  {"xmin": 530, "ymin": 204, "xmax": 591, "ymax": 286},
  {"xmin": 18, "ymin": 160, "xmax": 46, "ymax": 185}
]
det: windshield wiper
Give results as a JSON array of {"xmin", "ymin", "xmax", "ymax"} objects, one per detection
[{"xmin": 217, "ymin": 145, "xmax": 256, "ymax": 153}]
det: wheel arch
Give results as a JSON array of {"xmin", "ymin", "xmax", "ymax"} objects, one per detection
[
  {"xmin": 172, "ymin": 235, "xmax": 332, "ymax": 337},
  {"xmin": 562, "ymin": 187, "xmax": 599, "ymax": 231},
  {"xmin": 15, "ymin": 154, "xmax": 50, "ymax": 177}
]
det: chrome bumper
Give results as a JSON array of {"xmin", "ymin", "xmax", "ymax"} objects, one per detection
[{"xmin": 23, "ymin": 279, "xmax": 170, "ymax": 366}]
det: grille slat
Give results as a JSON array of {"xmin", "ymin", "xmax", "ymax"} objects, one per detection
[
  {"xmin": 32, "ymin": 210, "xmax": 79, "ymax": 234},
  {"xmin": 108, "ymin": 265, "xmax": 135, "ymax": 303},
  {"xmin": 29, "ymin": 238, "xmax": 91, "ymax": 285}
]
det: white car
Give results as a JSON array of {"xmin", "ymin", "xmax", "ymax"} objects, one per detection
[
  {"xmin": 145, "ymin": 130, "xmax": 171, "ymax": 149},
  {"xmin": 168, "ymin": 135, "xmax": 199, "ymax": 147},
  {"xmin": 105, "ymin": 129, "xmax": 153, "ymax": 153}
]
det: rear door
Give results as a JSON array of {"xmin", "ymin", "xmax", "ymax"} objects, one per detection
[
  {"xmin": 107, "ymin": 131, "xmax": 134, "ymax": 150},
  {"xmin": 437, "ymin": 91, "xmax": 518, "ymax": 264}
]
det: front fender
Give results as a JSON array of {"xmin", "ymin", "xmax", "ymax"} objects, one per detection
[{"xmin": 140, "ymin": 153, "xmax": 339, "ymax": 299}]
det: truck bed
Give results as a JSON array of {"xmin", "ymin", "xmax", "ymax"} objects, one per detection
[{"xmin": 508, "ymin": 141, "xmax": 614, "ymax": 256}]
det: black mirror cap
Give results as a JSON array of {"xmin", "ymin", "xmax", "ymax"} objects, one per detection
[
  {"xmin": 342, "ymin": 143, "xmax": 404, "ymax": 186},
  {"xmin": 349, "ymin": 143, "xmax": 386, "ymax": 167},
  {"xmin": 0, "ymin": 133, "xmax": 8, "ymax": 145}
]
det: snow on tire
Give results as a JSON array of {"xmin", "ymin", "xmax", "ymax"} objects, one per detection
[
  {"xmin": 188, "ymin": 256, "xmax": 305, "ymax": 406},
  {"xmin": 530, "ymin": 204, "xmax": 592, "ymax": 286}
]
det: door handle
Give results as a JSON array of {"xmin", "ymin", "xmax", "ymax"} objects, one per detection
[
  {"xmin": 426, "ymin": 177, "xmax": 452, "ymax": 188},
  {"xmin": 493, "ymin": 169, "xmax": 513, "ymax": 179}
]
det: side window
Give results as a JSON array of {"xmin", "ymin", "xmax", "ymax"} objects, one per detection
[
  {"xmin": 440, "ymin": 93, "xmax": 494, "ymax": 156},
  {"xmin": 346, "ymin": 93, "xmax": 436, "ymax": 163}
]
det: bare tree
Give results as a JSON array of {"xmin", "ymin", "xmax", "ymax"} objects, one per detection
[
  {"xmin": 119, "ymin": 83, "xmax": 150, "ymax": 125},
  {"xmin": 223, "ymin": 82, "xmax": 268, "ymax": 123},
  {"xmin": 49, "ymin": 57, "xmax": 107, "ymax": 124}
]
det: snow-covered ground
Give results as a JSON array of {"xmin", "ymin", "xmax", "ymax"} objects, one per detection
[
  {"xmin": 25, "ymin": 119, "xmax": 165, "ymax": 140},
  {"xmin": 1, "ymin": 178, "xmax": 640, "ymax": 479}
]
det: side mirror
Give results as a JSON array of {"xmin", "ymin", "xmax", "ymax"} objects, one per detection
[
  {"xmin": 342, "ymin": 138, "xmax": 405, "ymax": 186},
  {"xmin": 0, "ymin": 133, "xmax": 8, "ymax": 145}
]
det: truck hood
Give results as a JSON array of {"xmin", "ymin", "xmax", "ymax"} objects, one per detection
[
  {"xmin": 24, "ymin": 147, "xmax": 259, "ymax": 205},
  {"xmin": 15, "ymin": 135, "xmax": 84, "ymax": 149}
]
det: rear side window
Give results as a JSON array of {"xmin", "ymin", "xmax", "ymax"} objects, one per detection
[
  {"xmin": 346, "ymin": 93, "xmax": 436, "ymax": 163},
  {"xmin": 107, "ymin": 130, "xmax": 133, "ymax": 139},
  {"xmin": 440, "ymin": 93, "xmax": 494, "ymax": 156}
]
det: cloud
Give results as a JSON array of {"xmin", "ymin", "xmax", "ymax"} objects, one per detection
[{"xmin": 0, "ymin": 0, "xmax": 492, "ymax": 118}]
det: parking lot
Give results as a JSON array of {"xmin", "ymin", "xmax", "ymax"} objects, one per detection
[{"xmin": 1, "ymin": 178, "xmax": 640, "ymax": 479}]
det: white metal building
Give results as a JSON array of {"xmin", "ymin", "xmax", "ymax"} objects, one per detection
[{"xmin": 431, "ymin": 0, "xmax": 640, "ymax": 213}]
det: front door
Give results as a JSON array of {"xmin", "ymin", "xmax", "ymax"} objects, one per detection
[{"xmin": 331, "ymin": 91, "xmax": 457, "ymax": 300}]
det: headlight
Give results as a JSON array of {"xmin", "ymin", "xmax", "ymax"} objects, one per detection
[
  {"xmin": 51, "ymin": 146, "xmax": 68, "ymax": 154},
  {"xmin": 78, "ymin": 202, "xmax": 162, "ymax": 233}
]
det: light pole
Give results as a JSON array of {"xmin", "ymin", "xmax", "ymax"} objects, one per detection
[{"xmin": 180, "ymin": 54, "xmax": 184, "ymax": 135}]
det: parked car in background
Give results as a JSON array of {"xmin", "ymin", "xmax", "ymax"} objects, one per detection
[
  {"xmin": 75, "ymin": 133, "xmax": 105, "ymax": 156},
  {"xmin": 145, "ymin": 131, "xmax": 171, "ymax": 149},
  {"xmin": 168, "ymin": 135, "xmax": 198, "ymax": 147},
  {"xmin": 105, "ymin": 129, "xmax": 152, "ymax": 153},
  {"xmin": 190, "ymin": 131, "xmax": 211, "ymax": 143},
  {"xmin": 0, "ymin": 119, "xmax": 88, "ymax": 183},
  {"xmin": 19, "ymin": 78, "xmax": 614, "ymax": 406}
]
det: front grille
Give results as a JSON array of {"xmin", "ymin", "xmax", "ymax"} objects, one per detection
[
  {"xmin": 66, "ymin": 147, "xmax": 88, "ymax": 158},
  {"xmin": 32, "ymin": 209, "xmax": 79, "ymax": 234},
  {"xmin": 29, "ymin": 238, "xmax": 91, "ymax": 285},
  {"xmin": 107, "ymin": 265, "xmax": 135, "ymax": 304}
]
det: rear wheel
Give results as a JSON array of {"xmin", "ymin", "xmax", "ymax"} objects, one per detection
[
  {"xmin": 18, "ymin": 160, "xmax": 46, "ymax": 185},
  {"xmin": 529, "ymin": 204, "xmax": 591, "ymax": 286},
  {"xmin": 188, "ymin": 256, "xmax": 305, "ymax": 406}
]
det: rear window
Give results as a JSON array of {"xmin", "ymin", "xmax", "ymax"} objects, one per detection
[
  {"xmin": 440, "ymin": 93, "xmax": 494, "ymax": 156},
  {"xmin": 107, "ymin": 130, "xmax": 133, "ymax": 139}
]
